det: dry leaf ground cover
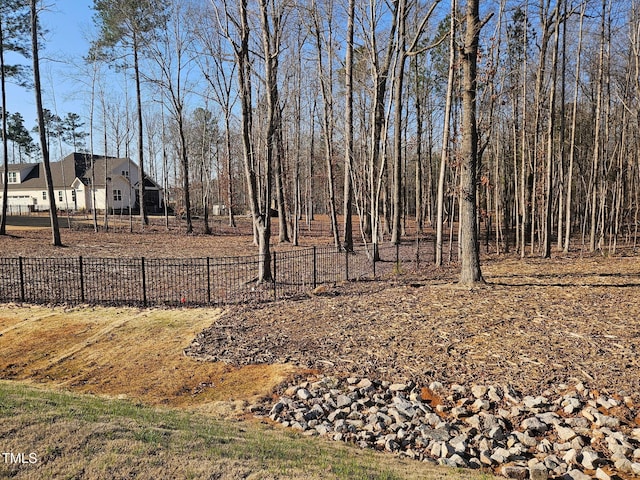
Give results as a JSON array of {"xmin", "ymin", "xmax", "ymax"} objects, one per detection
[{"xmin": 187, "ymin": 253, "xmax": 640, "ymax": 404}]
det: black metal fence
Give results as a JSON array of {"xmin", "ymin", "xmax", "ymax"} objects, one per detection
[{"xmin": 0, "ymin": 239, "xmax": 457, "ymax": 307}]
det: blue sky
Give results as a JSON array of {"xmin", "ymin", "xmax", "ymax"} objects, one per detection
[{"xmin": 6, "ymin": 0, "xmax": 95, "ymax": 133}]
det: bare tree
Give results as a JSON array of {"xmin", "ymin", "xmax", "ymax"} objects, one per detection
[
  {"xmin": 218, "ymin": 0, "xmax": 272, "ymax": 282},
  {"xmin": 435, "ymin": 0, "xmax": 456, "ymax": 266},
  {"xmin": 309, "ymin": 0, "xmax": 340, "ymax": 249},
  {"xmin": 343, "ymin": 0, "xmax": 355, "ymax": 252},
  {"xmin": 390, "ymin": 0, "xmax": 439, "ymax": 245},
  {"xmin": 146, "ymin": 0, "xmax": 195, "ymax": 233},
  {"xmin": 458, "ymin": 0, "xmax": 483, "ymax": 284},
  {"xmin": 30, "ymin": 0, "xmax": 61, "ymax": 246}
]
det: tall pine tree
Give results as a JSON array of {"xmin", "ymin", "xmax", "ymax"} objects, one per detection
[{"xmin": 90, "ymin": 0, "xmax": 168, "ymax": 227}]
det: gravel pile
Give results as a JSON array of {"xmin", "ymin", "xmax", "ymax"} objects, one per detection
[{"xmin": 257, "ymin": 376, "xmax": 640, "ymax": 479}]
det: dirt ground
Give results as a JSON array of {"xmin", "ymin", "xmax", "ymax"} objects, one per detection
[
  {"xmin": 186, "ymin": 254, "xmax": 640, "ymax": 403},
  {"xmin": 2, "ymin": 226, "xmax": 640, "ymax": 413}
]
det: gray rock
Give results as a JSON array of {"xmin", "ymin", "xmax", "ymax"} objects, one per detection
[
  {"xmin": 449, "ymin": 434, "xmax": 468, "ymax": 453},
  {"xmin": 562, "ymin": 397, "xmax": 582, "ymax": 414},
  {"xmin": 593, "ymin": 412, "xmax": 620, "ymax": 428},
  {"xmin": 529, "ymin": 461, "xmax": 548, "ymax": 480},
  {"xmin": 448, "ymin": 453, "xmax": 468, "ymax": 468},
  {"xmin": 522, "ymin": 416, "xmax": 548, "ymax": 434},
  {"xmin": 614, "ymin": 457, "xmax": 634, "ymax": 473},
  {"xmin": 491, "ymin": 447, "xmax": 511, "ymax": 464},
  {"xmin": 543, "ymin": 454, "xmax": 563, "ymax": 471},
  {"xmin": 514, "ymin": 430, "xmax": 538, "ymax": 447},
  {"xmin": 594, "ymin": 468, "xmax": 611, "ymax": 480},
  {"xmin": 471, "ymin": 385, "xmax": 488, "ymax": 399},
  {"xmin": 562, "ymin": 448, "xmax": 578, "ymax": 465},
  {"xmin": 523, "ymin": 396, "xmax": 549, "ymax": 410},
  {"xmin": 356, "ymin": 378, "xmax": 373, "ymax": 390},
  {"xmin": 429, "ymin": 381, "xmax": 444, "ymax": 392},
  {"xmin": 537, "ymin": 413, "xmax": 560, "ymax": 427},
  {"xmin": 580, "ymin": 448, "xmax": 602, "ymax": 470},
  {"xmin": 580, "ymin": 407, "xmax": 598, "ymax": 423},
  {"xmin": 467, "ymin": 457, "xmax": 483, "ymax": 469},
  {"xmin": 554, "ymin": 442, "xmax": 572, "ymax": 452},
  {"xmin": 488, "ymin": 386, "xmax": 503, "ymax": 403},
  {"xmin": 335, "ymin": 394, "xmax": 352, "ymax": 409},
  {"xmin": 327, "ymin": 409, "xmax": 347, "ymax": 422},
  {"xmin": 481, "ymin": 412, "xmax": 501, "ymax": 432},
  {"xmin": 570, "ymin": 436, "xmax": 585, "ymax": 451},
  {"xmin": 466, "ymin": 414, "xmax": 481, "ymax": 430},
  {"xmin": 501, "ymin": 465, "xmax": 528, "ymax": 479},
  {"xmin": 555, "ymin": 425, "xmax": 577, "ymax": 442},
  {"xmin": 439, "ymin": 442, "xmax": 455, "ymax": 458},
  {"xmin": 471, "ymin": 398, "xmax": 491, "ymax": 411},
  {"xmin": 564, "ymin": 417, "xmax": 590, "ymax": 429},
  {"xmin": 451, "ymin": 406, "xmax": 470, "ymax": 418},
  {"xmin": 297, "ymin": 388, "xmax": 312, "ymax": 400},
  {"xmin": 389, "ymin": 383, "xmax": 407, "ymax": 392},
  {"xmin": 596, "ymin": 396, "xmax": 617, "ymax": 409},
  {"xmin": 563, "ymin": 468, "xmax": 591, "ymax": 480},
  {"xmin": 606, "ymin": 437, "xmax": 633, "ymax": 457},
  {"xmin": 537, "ymin": 439, "xmax": 553, "ymax": 454}
]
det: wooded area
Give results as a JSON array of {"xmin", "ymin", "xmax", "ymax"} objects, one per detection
[{"xmin": 2, "ymin": 0, "xmax": 640, "ymax": 283}]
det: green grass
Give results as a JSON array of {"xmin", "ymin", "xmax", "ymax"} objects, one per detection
[{"xmin": 0, "ymin": 381, "xmax": 496, "ymax": 479}]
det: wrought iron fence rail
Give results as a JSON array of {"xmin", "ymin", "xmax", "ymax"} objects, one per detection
[{"xmin": 0, "ymin": 239, "xmax": 457, "ymax": 307}]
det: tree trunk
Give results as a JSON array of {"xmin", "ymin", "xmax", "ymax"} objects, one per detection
[
  {"xmin": 459, "ymin": 0, "xmax": 483, "ymax": 285},
  {"xmin": 563, "ymin": 1, "xmax": 585, "ymax": 252},
  {"xmin": 589, "ymin": 0, "xmax": 606, "ymax": 253},
  {"xmin": 133, "ymin": 32, "xmax": 148, "ymax": 228},
  {"xmin": 30, "ymin": 0, "xmax": 61, "ymax": 246},
  {"xmin": 0, "ymin": 17, "xmax": 8, "ymax": 235},
  {"xmin": 543, "ymin": 7, "xmax": 561, "ymax": 258},
  {"xmin": 342, "ymin": 0, "xmax": 355, "ymax": 253},
  {"xmin": 436, "ymin": 0, "xmax": 456, "ymax": 267}
]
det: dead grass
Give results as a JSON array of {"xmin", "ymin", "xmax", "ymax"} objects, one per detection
[
  {"xmin": 0, "ymin": 305, "xmax": 295, "ymax": 413},
  {"xmin": 2, "ymin": 381, "xmax": 494, "ymax": 480}
]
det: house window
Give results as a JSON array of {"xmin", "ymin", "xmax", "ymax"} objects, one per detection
[
  {"xmin": 113, "ymin": 189, "xmax": 122, "ymax": 202},
  {"xmin": 71, "ymin": 190, "xmax": 76, "ymax": 201},
  {"xmin": 121, "ymin": 170, "xmax": 129, "ymax": 177},
  {"xmin": 8, "ymin": 172, "xmax": 17, "ymax": 183},
  {"xmin": 42, "ymin": 191, "xmax": 47, "ymax": 200},
  {"xmin": 58, "ymin": 191, "xmax": 63, "ymax": 202}
]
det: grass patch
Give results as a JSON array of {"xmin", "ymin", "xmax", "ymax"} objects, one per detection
[{"xmin": 0, "ymin": 381, "xmax": 495, "ymax": 479}]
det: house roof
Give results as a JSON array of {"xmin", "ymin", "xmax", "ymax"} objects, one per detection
[
  {"xmin": 7, "ymin": 162, "xmax": 39, "ymax": 172},
  {"xmin": 5, "ymin": 153, "xmax": 157, "ymax": 191}
]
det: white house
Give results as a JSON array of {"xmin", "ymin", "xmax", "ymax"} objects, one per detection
[{"xmin": 0, "ymin": 153, "xmax": 163, "ymax": 214}]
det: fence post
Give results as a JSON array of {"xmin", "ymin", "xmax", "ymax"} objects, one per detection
[
  {"xmin": 433, "ymin": 237, "xmax": 437, "ymax": 264},
  {"xmin": 344, "ymin": 249, "xmax": 349, "ymax": 281},
  {"xmin": 206, "ymin": 257, "xmax": 211, "ymax": 304},
  {"xmin": 313, "ymin": 246, "xmax": 317, "ymax": 289},
  {"xmin": 79, "ymin": 256, "xmax": 85, "ymax": 303},
  {"xmin": 141, "ymin": 257, "xmax": 147, "ymax": 307},
  {"xmin": 272, "ymin": 251, "xmax": 277, "ymax": 300},
  {"xmin": 19, "ymin": 256, "xmax": 25, "ymax": 303},
  {"xmin": 372, "ymin": 248, "xmax": 376, "ymax": 278}
]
